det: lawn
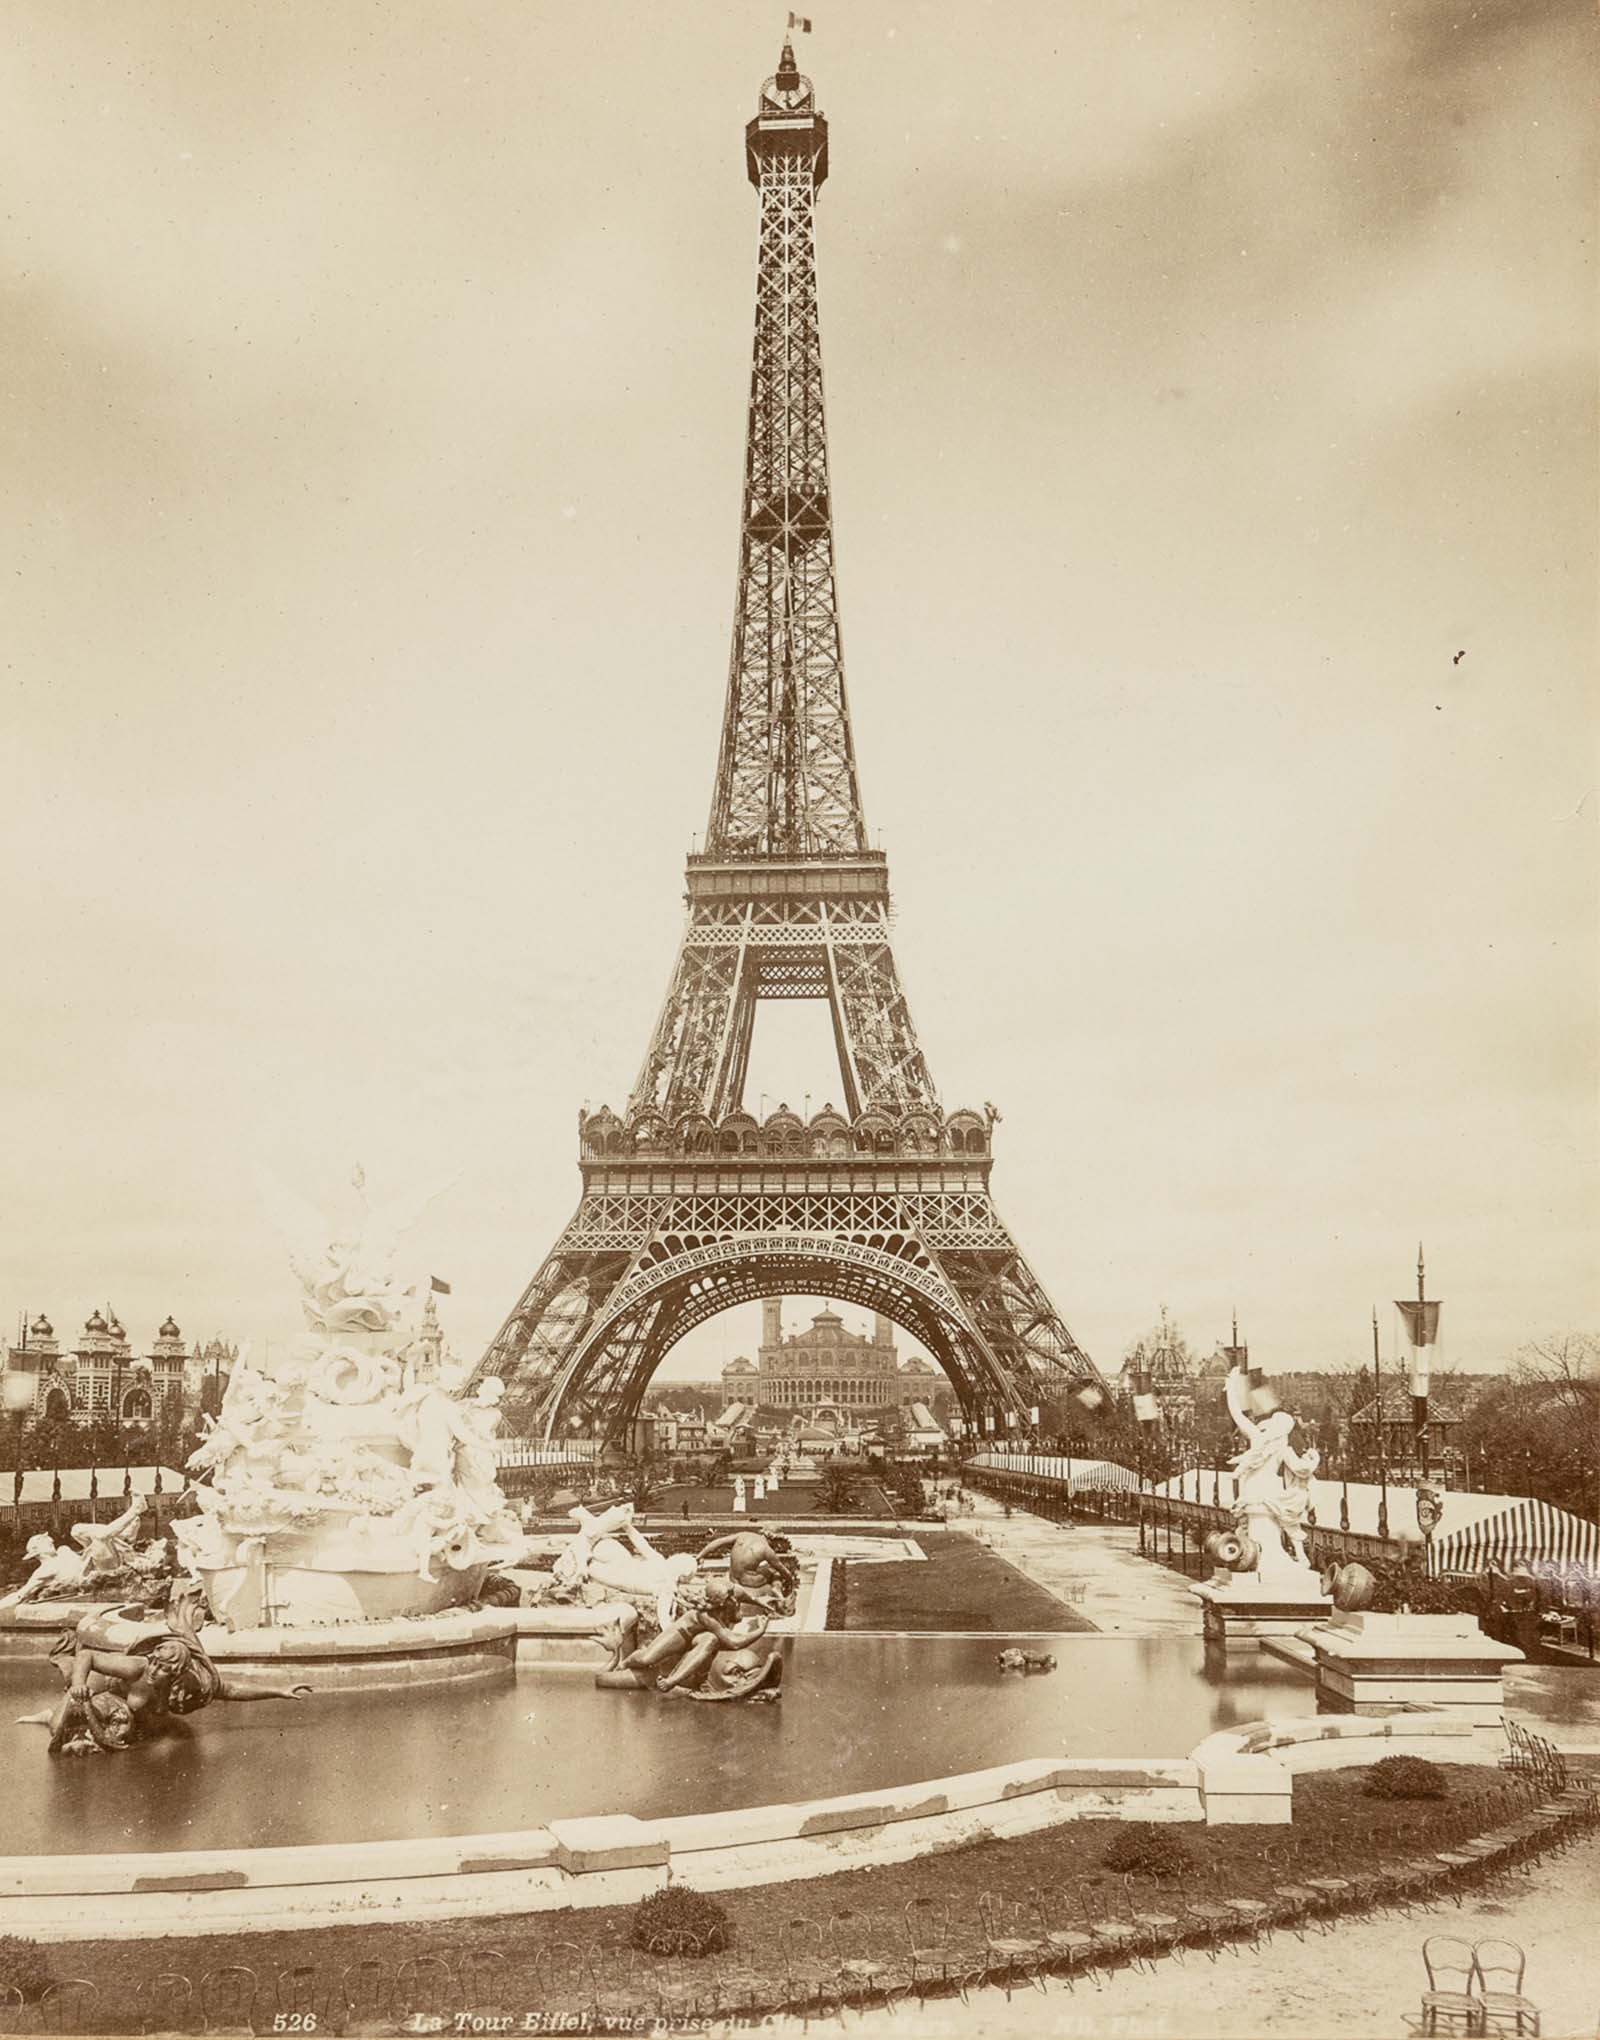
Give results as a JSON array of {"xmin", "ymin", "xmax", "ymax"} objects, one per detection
[
  {"xmin": 831, "ymin": 1528, "xmax": 1097, "ymax": 1632},
  {"xmin": 11, "ymin": 1763, "xmax": 1549, "ymax": 2033},
  {"xmin": 648, "ymin": 1479, "xmax": 899, "ymax": 1519}
]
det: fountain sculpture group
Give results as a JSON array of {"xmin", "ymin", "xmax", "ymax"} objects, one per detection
[
  {"xmin": 7, "ymin": 1180, "xmax": 798, "ymax": 1757},
  {"xmin": 171, "ymin": 1175, "xmax": 526, "ymax": 1628},
  {"xmin": 495, "ymin": 1507, "xmax": 794, "ymax": 1703}
]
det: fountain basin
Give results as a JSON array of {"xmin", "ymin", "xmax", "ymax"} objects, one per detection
[
  {"xmin": 3, "ymin": 1633, "xmax": 1492, "ymax": 1942},
  {"xmin": 0, "ymin": 1600, "xmax": 517, "ymax": 1688}
]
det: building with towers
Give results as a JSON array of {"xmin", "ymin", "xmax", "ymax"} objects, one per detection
[
  {"xmin": 3, "ymin": 1308, "xmax": 190, "ymax": 1425},
  {"xmin": 720, "ymin": 1299, "xmax": 939, "ymax": 1423}
]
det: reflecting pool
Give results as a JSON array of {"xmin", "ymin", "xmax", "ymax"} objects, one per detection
[{"xmin": 0, "ymin": 1634, "xmax": 1317, "ymax": 1856}]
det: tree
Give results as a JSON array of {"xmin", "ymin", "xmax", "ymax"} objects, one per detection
[
  {"xmin": 819, "ymin": 1462, "xmax": 861, "ymax": 1513},
  {"xmin": 1457, "ymin": 1334, "xmax": 1598, "ymax": 1517}
]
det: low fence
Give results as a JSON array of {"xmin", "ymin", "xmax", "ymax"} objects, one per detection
[
  {"xmin": 961, "ymin": 1457, "xmax": 1422, "ymax": 1582},
  {"xmin": 2, "ymin": 1468, "xmax": 195, "ymax": 1550},
  {"xmin": 960, "ymin": 1454, "xmax": 1600, "ymax": 1659},
  {"xmin": 495, "ymin": 1441, "xmax": 602, "ymax": 1468}
]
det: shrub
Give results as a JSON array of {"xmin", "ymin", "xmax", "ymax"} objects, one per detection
[
  {"xmin": 1099, "ymin": 1823, "xmax": 1194, "ymax": 1878},
  {"xmin": 0, "ymin": 1936, "xmax": 53, "ymax": 2004},
  {"xmin": 1364, "ymin": 1755, "xmax": 1447, "ymax": 1800},
  {"xmin": 630, "ymin": 1886, "xmax": 731, "ymax": 1958}
]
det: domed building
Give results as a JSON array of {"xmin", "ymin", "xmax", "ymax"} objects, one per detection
[
  {"xmin": 720, "ymin": 1300, "xmax": 939, "ymax": 1421},
  {"xmin": 1, "ymin": 1309, "xmax": 190, "ymax": 1425}
]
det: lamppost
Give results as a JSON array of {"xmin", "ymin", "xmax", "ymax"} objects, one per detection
[
  {"xmin": 1132, "ymin": 1365, "xmax": 1158, "ymax": 1555},
  {"xmin": 3, "ymin": 1371, "xmax": 33, "ymax": 1505}
]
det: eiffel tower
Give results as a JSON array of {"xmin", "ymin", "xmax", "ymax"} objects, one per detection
[{"xmin": 477, "ymin": 42, "xmax": 1105, "ymax": 1445}]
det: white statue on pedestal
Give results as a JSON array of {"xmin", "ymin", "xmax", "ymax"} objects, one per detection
[
  {"xmin": 733, "ymin": 1475, "xmax": 747, "ymax": 1514},
  {"xmin": 1225, "ymin": 1367, "xmax": 1321, "ymax": 1581}
]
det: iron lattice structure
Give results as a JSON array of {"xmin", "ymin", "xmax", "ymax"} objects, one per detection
[{"xmin": 475, "ymin": 46, "xmax": 1104, "ymax": 1445}]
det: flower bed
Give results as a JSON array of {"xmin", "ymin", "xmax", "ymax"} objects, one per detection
[{"xmin": 15, "ymin": 1764, "xmax": 1593, "ymax": 2032}]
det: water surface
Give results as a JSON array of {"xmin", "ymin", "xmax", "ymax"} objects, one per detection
[{"xmin": 0, "ymin": 1635, "xmax": 1316, "ymax": 1856}]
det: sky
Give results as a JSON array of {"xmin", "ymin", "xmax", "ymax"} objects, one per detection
[{"xmin": 2, "ymin": 0, "xmax": 1595, "ymax": 1395}]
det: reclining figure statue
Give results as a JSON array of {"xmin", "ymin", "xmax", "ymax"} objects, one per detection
[
  {"xmin": 16, "ymin": 1579, "xmax": 313, "ymax": 1754},
  {"xmin": 0, "ymin": 1500, "xmax": 173, "ymax": 1611}
]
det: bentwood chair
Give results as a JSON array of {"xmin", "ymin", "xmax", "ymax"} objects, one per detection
[
  {"xmin": 199, "ymin": 1964, "xmax": 258, "ymax": 2036},
  {"xmin": 1174, "ymin": 1874, "xmax": 1238, "ymax": 1959},
  {"xmin": 778, "ymin": 1916, "xmax": 837, "ymax": 2013},
  {"xmin": 586, "ymin": 1948, "xmax": 643, "ymax": 2029},
  {"xmin": 649, "ymin": 1949, "xmax": 709, "ymax": 2024},
  {"xmin": 1473, "ymin": 1940, "xmax": 1541, "ymax": 2036},
  {"xmin": 976, "ymin": 1890, "xmax": 1048, "ymax": 1996},
  {"xmin": 828, "ymin": 1908, "xmax": 901, "ymax": 2012},
  {"xmin": 710, "ymin": 1936, "xmax": 787, "ymax": 2021},
  {"xmin": 1030, "ymin": 1887, "xmax": 1100, "ymax": 1987},
  {"xmin": 455, "ymin": 1948, "xmax": 508, "ymax": 2020},
  {"xmin": 38, "ymin": 1981, "xmax": 99, "ymax": 2036},
  {"xmin": 534, "ymin": 1939, "xmax": 589, "ymax": 2020},
  {"xmin": 903, "ymin": 1896, "xmax": 973, "ymax": 2003},
  {"xmin": 335, "ymin": 1958, "xmax": 387, "ymax": 2030},
  {"xmin": 1260, "ymin": 1838, "xmax": 1330, "ymax": 1937},
  {"xmin": 1420, "ymin": 1936, "xmax": 1485, "ymax": 2036},
  {"xmin": 136, "ymin": 1971, "xmax": 196, "ymax": 2034},
  {"xmin": 273, "ymin": 1965, "xmax": 323, "ymax": 2029},
  {"xmin": 391, "ymin": 1953, "xmax": 455, "ymax": 2028}
]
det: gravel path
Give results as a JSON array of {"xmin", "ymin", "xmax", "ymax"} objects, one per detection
[
  {"xmin": 953, "ymin": 1487, "xmax": 1202, "ymax": 1634},
  {"xmin": 765, "ymin": 1833, "xmax": 1600, "ymax": 2039}
]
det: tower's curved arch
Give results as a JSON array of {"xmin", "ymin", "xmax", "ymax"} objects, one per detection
[{"xmin": 509, "ymin": 1232, "xmax": 1018, "ymax": 1446}]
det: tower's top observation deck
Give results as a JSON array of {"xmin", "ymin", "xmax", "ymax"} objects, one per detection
[{"xmin": 747, "ymin": 40, "xmax": 828, "ymax": 187}]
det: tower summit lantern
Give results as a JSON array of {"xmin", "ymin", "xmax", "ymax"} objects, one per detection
[{"xmin": 473, "ymin": 46, "xmax": 1107, "ymax": 1446}]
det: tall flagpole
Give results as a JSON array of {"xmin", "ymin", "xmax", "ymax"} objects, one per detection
[
  {"xmin": 1373, "ymin": 1307, "xmax": 1389, "ymax": 1541},
  {"xmin": 1412, "ymin": 1242, "xmax": 1429, "ymax": 1484}
]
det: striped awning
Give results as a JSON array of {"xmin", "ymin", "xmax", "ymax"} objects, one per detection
[
  {"xmin": 1431, "ymin": 1495, "xmax": 1598, "ymax": 1576},
  {"xmin": 981, "ymin": 1453, "xmax": 1599, "ymax": 1578},
  {"xmin": 971, "ymin": 1451, "xmax": 1139, "ymax": 1496}
]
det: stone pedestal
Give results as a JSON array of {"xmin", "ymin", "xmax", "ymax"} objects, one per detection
[
  {"xmin": 1309, "ymin": 1610, "xmax": 1524, "ymax": 1723},
  {"xmin": 1193, "ymin": 1570, "xmax": 1332, "ymax": 1646}
]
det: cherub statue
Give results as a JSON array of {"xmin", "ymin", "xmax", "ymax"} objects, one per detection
[
  {"xmin": 186, "ymin": 1364, "xmax": 285, "ymax": 1486},
  {"xmin": 596, "ymin": 1578, "xmax": 782, "ymax": 1702},
  {"xmin": 694, "ymin": 1530, "xmax": 798, "ymax": 1617}
]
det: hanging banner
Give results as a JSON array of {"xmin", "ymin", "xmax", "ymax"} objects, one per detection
[
  {"xmin": 1133, "ymin": 1392, "xmax": 1160, "ymax": 1424},
  {"xmin": 1396, "ymin": 1300, "xmax": 1441, "ymax": 1347}
]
